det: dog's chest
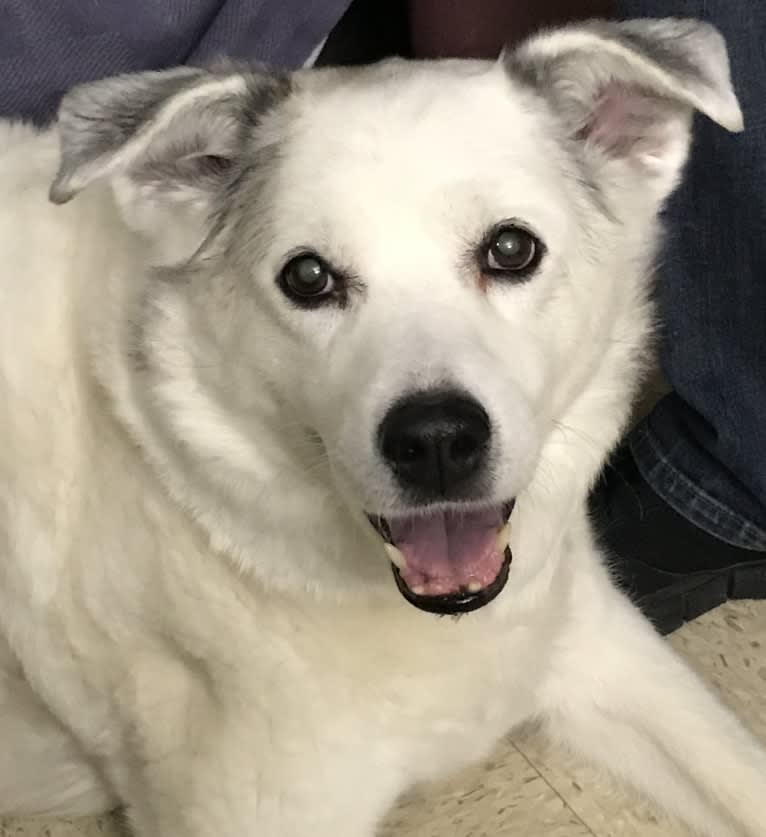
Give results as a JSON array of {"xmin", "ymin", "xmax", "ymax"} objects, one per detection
[{"xmin": 265, "ymin": 607, "xmax": 540, "ymax": 782}]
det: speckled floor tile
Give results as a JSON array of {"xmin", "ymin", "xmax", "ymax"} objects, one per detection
[
  {"xmin": 381, "ymin": 742, "xmax": 595, "ymax": 837},
  {"xmin": 668, "ymin": 601, "xmax": 766, "ymax": 738},
  {"xmin": 512, "ymin": 728, "xmax": 693, "ymax": 837},
  {"xmin": 0, "ymin": 818, "xmax": 119, "ymax": 837}
]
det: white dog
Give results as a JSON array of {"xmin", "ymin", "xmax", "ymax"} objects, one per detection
[{"xmin": 1, "ymin": 17, "xmax": 764, "ymax": 837}]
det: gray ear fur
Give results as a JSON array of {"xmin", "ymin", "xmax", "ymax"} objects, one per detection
[
  {"xmin": 49, "ymin": 65, "xmax": 291, "ymax": 205},
  {"xmin": 506, "ymin": 18, "xmax": 742, "ymax": 180}
]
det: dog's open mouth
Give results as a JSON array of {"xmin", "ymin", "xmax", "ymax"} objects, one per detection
[{"xmin": 368, "ymin": 501, "xmax": 513, "ymax": 614}]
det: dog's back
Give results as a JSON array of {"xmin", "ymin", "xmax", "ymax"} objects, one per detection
[{"xmin": 0, "ymin": 123, "xmax": 114, "ymax": 815}]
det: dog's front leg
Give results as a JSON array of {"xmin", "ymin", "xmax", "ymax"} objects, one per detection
[
  {"xmin": 105, "ymin": 659, "xmax": 386, "ymax": 837},
  {"xmin": 117, "ymin": 738, "xmax": 383, "ymax": 837},
  {"xmin": 540, "ymin": 582, "xmax": 766, "ymax": 836}
]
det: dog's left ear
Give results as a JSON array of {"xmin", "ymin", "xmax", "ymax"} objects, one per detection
[
  {"xmin": 50, "ymin": 65, "xmax": 291, "ymax": 247},
  {"xmin": 505, "ymin": 18, "xmax": 743, "ymax": 200}
]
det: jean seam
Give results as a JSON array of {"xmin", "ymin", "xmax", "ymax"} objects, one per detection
[{"xmin": 630, "ymin": 423, "xmax": 766, "ymax": 551}]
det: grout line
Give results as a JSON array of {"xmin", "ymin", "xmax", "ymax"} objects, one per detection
[{"xmin": 510, "ymin": 738, "xmax": 600, "ymax": 837}]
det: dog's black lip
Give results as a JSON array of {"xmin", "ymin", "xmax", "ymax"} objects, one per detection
[{"xmin": 391, "ymin": 546, "xmax": 512, "ymax": 615}]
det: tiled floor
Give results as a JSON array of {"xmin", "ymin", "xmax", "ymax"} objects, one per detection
[{"xmin": 2, "ymin": 600, "xmax": 764, "ymax": 837}]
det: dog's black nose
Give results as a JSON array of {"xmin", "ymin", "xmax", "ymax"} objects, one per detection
[{"xmin": 379, "ymin": 391, "xmax": 491, "ymax": 499}]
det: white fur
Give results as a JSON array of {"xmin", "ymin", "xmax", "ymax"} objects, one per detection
[{"xmin": 1, "ymin": 21, "xmax": 764, "ymax": 837}]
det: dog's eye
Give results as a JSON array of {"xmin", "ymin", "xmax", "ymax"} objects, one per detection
[
  {"xmin": 279, "ymin": 255, "xmax": 336, "ymax": 303},
  {"xmin": 484, "ymin": 226, "xmax": 540, "ymax": 275}
]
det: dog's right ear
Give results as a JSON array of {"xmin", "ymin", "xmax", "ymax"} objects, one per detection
[
  {"xmin": 50, "ymin": 66, "xmax": 290, "ymax": 239},
  {"xmin": 505, "ymin": 18, "xmax": 743, "ymax": 203}
]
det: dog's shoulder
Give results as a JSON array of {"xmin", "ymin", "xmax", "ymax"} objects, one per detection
[
  {"xmin": 0, "ymin": 119, "xmax": 142, "ymax": 608},
  {"xmin": 0, "ymin": 120, "xmax": 60, "ymax": 191}
]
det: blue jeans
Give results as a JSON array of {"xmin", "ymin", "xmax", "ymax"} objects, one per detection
[
  {"xmin": 618, "ymin": 0, "xmax": 766, "ymax": 550},
  {"xmin": 0, "ymin": 1, "xmax": 352, "ymax": 124}
]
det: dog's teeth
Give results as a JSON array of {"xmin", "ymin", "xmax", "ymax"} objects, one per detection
[
  {"xmin": 467, "ymin": 581, "xmax": 482, "ymax": 593},
  {"xmin": 411, "ymin": 585, "xmax": 426, "ymax": 596},
  {"xmin": 384, "ymin": 543, "xmax": 407, "ymax": 569},
  {"xmin": 495, "ymin": 519, "xmax": 512, "ymax": 553}
]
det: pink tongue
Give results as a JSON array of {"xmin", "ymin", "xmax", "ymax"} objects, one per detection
[{"xmin": 389, "ymin": 508, "xmax": 504, "ymax": 596}]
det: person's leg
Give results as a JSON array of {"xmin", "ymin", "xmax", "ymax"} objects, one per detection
[
  {"xmin": 318, "ymin": 0, "xmax": 612, "ymax": 67},
  {"xmin": 0, "ymin": 0, "xmax": 352, "ymax": 124},
  {"xmin": 408, "ymin": 0, "xmax": 612, "ymax": 56},
  {"xmin": 591, "ymin": 0, "xmax": 766, "ymax": 633}
]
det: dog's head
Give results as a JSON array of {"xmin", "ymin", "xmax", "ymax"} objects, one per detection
[{"xmin": 52, "ymin": 20, "xmax": 741, "ymax": 611}]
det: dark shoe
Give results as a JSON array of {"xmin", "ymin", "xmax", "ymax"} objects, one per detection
[{"xmin": 589, "ymin": 445, "xmax": 766, "ymax": 635}]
